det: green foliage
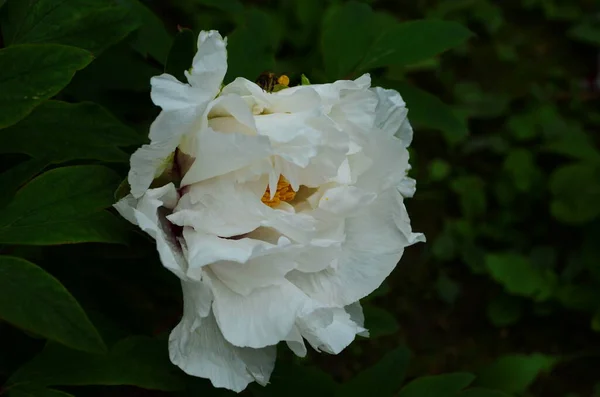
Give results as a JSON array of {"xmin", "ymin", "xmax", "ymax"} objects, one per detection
[
  {"xmin": 0, "ymin": 256, "xmax": 106, "ymax": 354},
  {"xmin": 0, "ymin": 44, "xmax": 92, "ymax": 129},
  {"xmin": 0, "ymin": 166, "xmax": 127, "ymax": 245},
  {"xmin": 398, "ymin": 373, "xmax": 476, "ymax": 397}
]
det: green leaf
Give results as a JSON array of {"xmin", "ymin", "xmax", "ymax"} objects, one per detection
[
  {"xmin": 165, "ymin": 28, "xmax": 197, "ymax": 83},
  {"xmin": 358, "ymin": 20, "xmax": 473, "ymax": 71},
  {"xmin": 8, "ymin": 337, "xmax": 185, "ymax": 391},
  {"xmin": 450, "ymin": 176, "xmax": 486, "ymax": 218},
  {"xmin": 392, "ymin": 81, "xmax": 467, "ymax": 143},
  {"xmin": 0, "ymin": 101, "xmax": 142, "ymax": 163},
  {"xmin": 0, "ymin": 158, "xmax": 47, "ymax": 208},
  {"xmin": 321, "ymin": 1, "xmax": 375, "ymax": 79},
  {"xmin": 8, "ymin": 387, "xmax": 74, "ymax": 397},
  {"xmin": 568, "ymin": 20, "xmax": 600, "ymax": 46},
  {"xmin": 542, "ymin": 128, "xmax": 600, "ymax": 164},
  {"xmin": 458, "ymin": 388, "xmax": 513, "ymax": 397},
  {"xmin": 194, "ymin": 0, "xmax": 244, "ymax": 13},
  {"xmin": 1, "ymin": 0, "xmax": 140, "ymax": 54},
  {"xmin": 436, "ymin": 273, "xmax": 461, "ymax": 305},
  {"xmin": 549, "ymin": 163, "xmax": 600, "ymax": 224},
  {"xmin": 475, "ymin": 354, "xmax": 558, "ymax": 394},
  {"xmin": 122, "ymin": 0, "xmax": 172, "ymax": 63},
  {"xmin": 0, "ymin": 44, "xmax": 93, "ymax": 129},
  {"xmin": 362, "ymin": 305, "xmax": 400, "ymax": 338},
  {"xmin": 486, "ymin": 293, "xmax": 523, "ymax": 327},
  {"xmin": 301, "ymin": 74, "xmax": 311, "ymax": 85},
  {"xmin": 339, "ymin": 347, "xmax": 411, "ymax": 397},
  {"xmin": 429, "ymin": 159, "xmax": 451, "ymax": 181},
  {"xmin": 225, "ymin": 9, "xmax": 277, "ymax": 82},
  {"xmin": 0, "ymin": 256, "xmax": 106, "ymax": 353},
  {"xmin": 399, "ymin": 373, "xmax": 475, "ymax": 397},
  {"xmin": 485, "ymin": 254, "xmax": 556, "ymax": 301},
  {"xmin": 0, "ymin": 165, "xmax": 127, "ymax": 245},
  {"xmin": 503, "ymin": 148, "xmax": 539, "ymax": 192}
]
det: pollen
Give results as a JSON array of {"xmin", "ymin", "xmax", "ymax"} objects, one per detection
[
  {"xmin": 277, "ymin": 75, "xmax": 290, "ymax": 87},
  {"xmin": 261, "ymin": 176, "xmax": 296, "ymax": 208}
]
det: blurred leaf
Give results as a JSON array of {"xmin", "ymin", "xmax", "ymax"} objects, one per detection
[
  {"xmin": 1, "ymin": 0, "xmax": 140, "ymax": 54},
  {"xmin": 0, "ymin": 256, "xmax": 106, "ymax": 354},
  {"xmin": 399, "ymin": 373, "xmax": 475, "ymax": 397},
  {"xmin": 321, "ymin": 1, "xmax": 375, "ymax": 79},
  {"xmin": 339, "ymin": 346, "xmax": 411, "ymax": 397},
  {"xmin": 8, "ymin": 337, "xmax": 185, "ymax": 391},
  {"xmin": 568, "ymin": 19, "xmax": 600, "ymax": 46},
  {"xmin": 475, "ymin": 354, "xmax": 558, "ymax": 394},
  {"xmin": 226, "ymin": 8, "xmax": 277, "ymax": 82},
  {"xmin": 429, "ymin": 159, "xmax": 451, "ymax": 181},
  {"xmin": 0, "ymin": 158, "xmax": 47, "ymax": 208},
  {"xmin": 120, "ymin": 0, "xmax": 172, "ymax": 63},
  {"xmin": 458, "ymin": 388, "xmax": 513, "ymax": 397},
  {"xmin": 485, "ymin": 254, "xmax": 556, "ymax": 301},
  {"xmin": 0, "ymin": 165, "xmax": 127, "ymax": 245},
  {"xmin": 436, "ymin": 273, "xmax": 461, "ymax": 305},
  {"xmin": 165, "ymin": 28, "xmax": 196, "ymax": 83},
  {"xmin": 542, "ymin": 128, "xmax": 600, "ymax": 164},
  {"xmin": 450, "ymin": 176, "xmax": 486, "ymax": 218},
  {"xmin": 194, "ymin": 0, "xmax": 243, "ymax": 13},
  {"xmin": 261, "ymin": 362, "xmax": 337, "ymax": 397},
  {"xmin": 8, "ymin": 387, "xmax": 74, "ymax": 397},
  {"xmin": 362, "ymin": 304, "xmax": 400, "ymax": 338},
  {"xmin": 549, "ymin": 163, "xmax": 600, "ymax": 224},
  {"xmin": 358, "ymin": 20, "xmax": 473, "ymax": 71},
  {"xmin": 392, "ymin": 81, "xmax": 467, "ymax": 143},
  {"xmin": 503, "ymin": 148, "xmax": 539, "ymax": 192},
  {"xmin": 0, "ymin": 101, "xmax": 143, "ymax": 163},
  {"xmin": 0, "ymin": 44, "xmax": 92, "ymax": 129},
  {"xmin": 487, "ymin": 293, "xmax": 523, "ymax": 327}
]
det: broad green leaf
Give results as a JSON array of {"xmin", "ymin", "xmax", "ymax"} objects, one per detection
[
  {"xmin": 0, "ymin": 165, "xmax": 127, "ymax": 245},
  {"xmin": 0, "ymin": 101, "xmax": 143, "ymax": 163},
  {"xmin": 568, "ymin": 20, "xmax": 600, "ymax": 46},
  {"xmin": 0, "ymin": 256, "xmax": 106, "ymax": 353},
  {"xmin": 0, "ymin": 44, "xmax": 92, "ymax": 129},
  {"xmin": 120, "ymin": 0, "xmax": 172, "ymax": 63},
  {"xmin": 486, "ymin": 293, "xmax": 523, "ymax": 327},
  {"xmin": 0, "ymin": 158, "xmax": 47, "ymax": 208},
  {"xmin": 165, "ymin": 28, "xmax": 197, "ymax": 83},
  {"xmin": 1, "ymin": 0, "xmax": 140, "ymax": 54},
  {"xmin": 226, "ymin": 9, "xmax": 278, "ymax": 82},
  {"xmin": 485, "ymin": 254, "xmax": 556, "ymax": 301},
  {"xmin": 392, "ymin": 81, "xmax": 467, "ymax": 143},
  {"xmin": 399, "ymin": 373, "xmax": 475, "ymax": 397},
  {"xmin": 321, "ymin": 1, "xmax": 375, "ymax": 79},
  {"xmin": 358, "ymin": 20, "xmax": 473, "ymax": 71},
  {"xmin": 194, "ymin": 0, "xmax": 244, "ymax": 13},
  {"xmin": 459, "ymin": 388, "xmax": 513, "ymax": 397},
  {"xmin": 339, "ymin": 346, "xmax": 411, "ymax": 397},
  {"xmin": 542, "ymin": 128, "xmax": 600, "ymax": 164},
  {"xmin": 475, "ymin": 354, "xmax": 558, "ymax": 394},
  {"xmin": 362, "ymin": 305, "xmax": 400, "ymax": 338},
  {"xmin": 8, "ymin": 387, "xmax": 74, "ymax": 397},
  {"xmin": 8, "ymin": 337, "xmax": 185, "ymax": 391},
  {"xmin": 549, "ymin": 163, "xmax": 600, "ymax": 224}
]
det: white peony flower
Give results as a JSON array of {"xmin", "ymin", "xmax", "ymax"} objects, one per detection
[{"xmin": 115, "ymin": 30, "xmax": 424, "ymax": 392}]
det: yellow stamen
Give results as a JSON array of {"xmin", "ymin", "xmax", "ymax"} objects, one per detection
[
  {"xmin": 277, "ymin": 75, "xmax": 290, "ymax": 87},
  {"xmin": 261, "ymin": 176, "xmax": 296, "ymax": 208}
]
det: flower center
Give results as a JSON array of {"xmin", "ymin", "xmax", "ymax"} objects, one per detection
[{"xmin": 261, "ymin": 176, "xmax": 296, "ymax": 208}]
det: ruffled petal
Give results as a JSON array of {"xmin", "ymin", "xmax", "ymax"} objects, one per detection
[
  {"xmin": 372, "ymin": 87, "xmax": 413, "ymax": 147},
  {"xmin": 186, "ymin": 30, "xmax": 228, "ymax": 94},
  {"xmin": 169, "ymin": 310, "xmax": 275, "ymax": 393},
  {"xmin": 287, "ymin": 190, "xmax": 424, "ymax": 307},
  {"xmin": 208, "ymin": 274, "xmax": 309, "ymax": 348},
  {"xmin": 114, "ymin": 184, "xmax": 186, "ymax": 278},
  {"xmin": 296, "ymin": 307, "xmax": 363, "ymax": 354}
]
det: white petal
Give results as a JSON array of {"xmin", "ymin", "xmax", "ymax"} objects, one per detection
[
  {"xmin": 372, "ymin": 87, "xmax": 413, "ymax": 147},
  {"xmin": 297, "ymin": 307, "xmax": 362, "ymax": 354},
  {"xmin": 169, "ymin": 310, "xmax": 275, "ymax": 393},
  {"xmin": 180, "ymin": 127, "xmax": 272, "ymax": 186},
  {"xmin": 114, "ymin": 185, "xmax": 187, "ymax": 279},
  {"xmin": 150, "ymin": 74, "xmax": 201, "ymax": 111},
  {"xmin": 208, "ymin": 274, "xmax": 309, "ymax": 348},
  {"xmin": 318, "ymin": 185, "xmax": 377, "ymax": 216},
  {"xmin": 285, "ymin": 326, "xmax": 307, "ymax": 357},
  {"xmin": 288, "ymin": 190, "xmax": 423, "ymax": 307},
  {"xmin": 345, "ymin": 302, "xmax": 369, "ymax": 337},
  {"xmin": 186, "ymin": 30, "xmax": 228, "ymax": 95}
]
